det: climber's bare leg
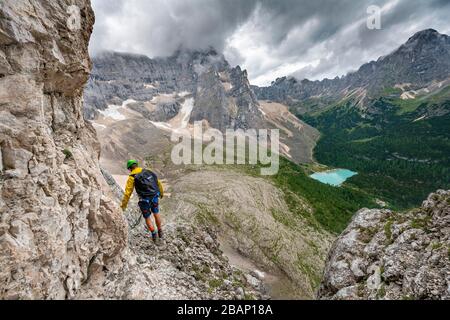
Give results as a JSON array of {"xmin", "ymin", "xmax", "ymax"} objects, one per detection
[
  {"xmin": 154, "ymin": 213, "xmax": 162, "ymax": 232},
  {"xmin": 145, "ymin": 217, "xmax": 155, "ymax": 233}
]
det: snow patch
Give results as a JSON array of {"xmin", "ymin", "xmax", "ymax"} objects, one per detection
[
  {"xmin": 92, "ymin": 123, "xmax": 107, "ymax": 130},
  {"xmin": 151, "ymin": 93, "xmax": 174, "ymax": 103},
  {"xmin": 98, "ymin": 99, "xmax": 137, "ymax": 121},
  {"xmin": 179, "ymin": 98, "xmax": 195, "ymax": 129},
  {"xmin": 99, "ymin": 105, "xmax": 126, "ymax": 121},
  {"xmin": 280, "ymin": 142, "xmax": 292, "ymax": 159},
  {"xmin": 401, "ymin": 91, "xmax": 416, "ymax": 100},
  {"xmin": 150, "ymin": 98, "xmax": 195, "ymax": 134},
  {"xmin": 413, "ymin": 115, "xmax": 426, "ymax": 122},
  {"xmin": 144, "ymin": 83, "xmax": 156, "ymax": 89}
]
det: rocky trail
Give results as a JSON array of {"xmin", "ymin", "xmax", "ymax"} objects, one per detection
[
  {"xmin": 75, "ymin": 170, "xmax": 268, "ymax": 300},
  {"xmin": 96, "ymin": 165, "xmax": 333, "ymax": 300},
  {"xmin": 77, "ymin": 222, "xmax": 265, "ymax": 300}
]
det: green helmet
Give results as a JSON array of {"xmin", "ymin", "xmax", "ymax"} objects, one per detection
[{"xmin": 126, "ymin": 160, "xmax": 138, "ymax": 170}]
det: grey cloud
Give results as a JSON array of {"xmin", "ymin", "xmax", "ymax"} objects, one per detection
[
  {"xmin": 89, "ymin": 0, "xmax": 450, "ymax": 85},
  {"xmin": 283, "ymin": 0, "xmax": 450, "ymax": 81},
  {"xmin": 90, "ymin": 0, "xmax": 258, "ymax": 56}
]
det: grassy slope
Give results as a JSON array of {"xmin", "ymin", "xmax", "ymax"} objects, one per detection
[
  {"xmin": 239, "ymin": 157, "xmax": 377, "ymax": 234},
  {"xmin": 177, "ymin": 159, "xmax": 377, "ymax": 295}
]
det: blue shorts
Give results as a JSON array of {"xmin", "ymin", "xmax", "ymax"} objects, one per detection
[{"xmin": 138, "ymin": 194, "xmax": 160, "ymax": 219}]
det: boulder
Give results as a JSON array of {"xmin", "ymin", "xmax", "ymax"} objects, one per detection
[{"xmin": 318, "ymin": 190, "xmax": 450, "ymax": 300}]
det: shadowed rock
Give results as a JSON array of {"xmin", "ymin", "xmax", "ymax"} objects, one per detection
[{"xmin": 318, "ymin": 190, "xmax": 450, "ymax": 300}]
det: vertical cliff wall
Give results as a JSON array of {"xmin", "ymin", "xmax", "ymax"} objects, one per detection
[{"xmin": 0, "ymin": 0, "xmax": 127, "ymax": 299}]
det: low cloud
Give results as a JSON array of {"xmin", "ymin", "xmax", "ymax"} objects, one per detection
[{"xmin": 90, "ymin": 0, "xmax": 450, "ymax": 86}]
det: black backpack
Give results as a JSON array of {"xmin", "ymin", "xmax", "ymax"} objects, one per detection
[{"xmin": 132, "ymin": 169, "xmax": 160, "ymax": 199}]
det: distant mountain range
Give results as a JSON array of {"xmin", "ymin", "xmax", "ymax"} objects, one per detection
[{"xmin": 253, "ymin": 29, "xmax": 450, "ymax": 115}]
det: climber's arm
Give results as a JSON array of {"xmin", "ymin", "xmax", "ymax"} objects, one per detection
[
  {"xmin": 157, "ymin": 179, "xmax": 164, "ymax": 199},
  {"xmin": 121, "ymin": 176, "xmax": 135, "ymax": 210}
]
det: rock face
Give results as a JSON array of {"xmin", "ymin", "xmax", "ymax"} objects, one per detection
[
  {"xmin": 253, "ymin": 29, "xmax": 450, "ymax": 113},
  {"xmin": 84, "ymin": 50, "xmax": 202, "ymax": 118},
  {"xmin": 0, "ymin": 0, "xmax": 127, "ymax": 299},
  {"xmin": 318, "ymin": 190, "xmax": 450, "ymax": 300},
  {"xmin": 190, "ymin": 65, "xmax": 264, "ymax": 131}
]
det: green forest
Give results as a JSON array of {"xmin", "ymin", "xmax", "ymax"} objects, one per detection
[
  {"xmin": 300, "ymin": 90, "xmax": 450, "ymax": 210},
  {"xmin": 240, "ymin": 157, "xmax": 377, "ymax": 234}
]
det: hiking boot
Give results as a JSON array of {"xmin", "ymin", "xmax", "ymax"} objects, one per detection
[
  {"xmin": 158, "ymin": 230, "xmax": 163, "ymax": 239},
  {"xmin": 151, "ymin": 231, "xmax": 158, "ymax": 242}
]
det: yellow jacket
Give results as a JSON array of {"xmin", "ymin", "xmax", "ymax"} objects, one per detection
[{"xmin": 121, "ymin": 167, "xmax": 164, "ymax": 210}]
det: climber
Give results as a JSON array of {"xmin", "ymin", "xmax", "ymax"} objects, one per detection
[{"xmin": 121, "ymin": 160, "xmax": 164, "ymax": 242}]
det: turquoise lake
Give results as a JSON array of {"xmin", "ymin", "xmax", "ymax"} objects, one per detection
[{"xmin": 310, "ymin": 169, "xmax": 358, "ymax": 187}]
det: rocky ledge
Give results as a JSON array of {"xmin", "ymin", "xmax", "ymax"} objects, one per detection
[
  {"xmin": 80, "ymin": 169, "xmax": 268, "ymax": 300},
  {"xmin": 318, "ymin": 190, "xmax": 450, "ymax": 300}
]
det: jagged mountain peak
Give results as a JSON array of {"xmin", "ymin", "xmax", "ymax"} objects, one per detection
[
  {"xmin": 406, "ymin": 28, "xmax": 444, "ymax": 44},
  {"xmin": 394, "ymin": 28, "xmax": 449, "ymax": 54},
  {"xmin": 171, "ymin": 45, "xmax": 222, "ymax": 59}
]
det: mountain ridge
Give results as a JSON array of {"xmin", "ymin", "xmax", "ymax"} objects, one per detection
[{"xmin": 253, "ymin": 29, "xmax": 450, "ymax": 112}]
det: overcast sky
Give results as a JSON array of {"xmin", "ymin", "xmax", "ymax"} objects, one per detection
[{"xmin": 90, "ymin": 0, "xmax": 450, "ymax": 86}]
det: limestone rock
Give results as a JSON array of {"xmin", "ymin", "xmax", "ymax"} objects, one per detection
[
  {"xmin": 318, "ymin": 190, "xmax": 450, "ymax": 300},
  {"xmin": 0, "ymin": 0, "xmax": 127, "ymax": 299}
]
